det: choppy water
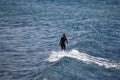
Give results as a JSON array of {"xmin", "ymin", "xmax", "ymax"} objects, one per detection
[{"xmin": 0, "ymin": 0, "xmax": 120, "ymax": 80}]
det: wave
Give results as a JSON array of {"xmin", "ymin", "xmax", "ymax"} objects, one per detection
[{"xmin": 46, "ymin": 49, "xmax": 120, "ymax": 69}]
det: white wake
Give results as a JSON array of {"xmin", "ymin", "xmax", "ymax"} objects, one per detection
[{"xmin": 46, "ymin": 49, "xmax": 120, "ymax": 69}]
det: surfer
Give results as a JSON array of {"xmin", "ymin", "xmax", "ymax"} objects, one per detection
[{"xmin": 59, "ymin": 33, "xmax": 68, "ymax": 50}]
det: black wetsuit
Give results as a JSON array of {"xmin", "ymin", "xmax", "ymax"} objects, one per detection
[{"xmin": 60, "ymin": 37, "xmax": 68, "ymax": 50}]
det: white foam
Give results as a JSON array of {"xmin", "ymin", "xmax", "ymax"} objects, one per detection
[{"xmin": 46, "ymin": 49, "xmax": 120, "ymax": 69}]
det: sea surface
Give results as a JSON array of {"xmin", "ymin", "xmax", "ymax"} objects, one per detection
[{"xmin": 0, "ymin": 0, "xmax": 120, "ymax": 80}]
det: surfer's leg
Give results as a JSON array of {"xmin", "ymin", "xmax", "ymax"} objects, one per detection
[
  {"xmin": 62, "ymin": 44, "xmax": 66, "ymax": 50},
  {"xmin": 61, "ymin": 44, "xmax": 65, "ymax": 50},
  {"xmin": 61, "ymin": 45, "xmax": 63, "ymax": 50},
  {"xmin": 64, "ymin": 44, "xmax": 66, "ymax": 50}
]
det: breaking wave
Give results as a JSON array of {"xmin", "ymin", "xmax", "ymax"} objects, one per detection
[{"xmin": 47, "ymin": 49, "xmax": 120, "ymax": 69}]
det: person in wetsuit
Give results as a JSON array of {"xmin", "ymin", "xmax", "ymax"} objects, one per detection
[{"xmin": 59, "ymin": 33, "xmax": 68, "ymax": 50}]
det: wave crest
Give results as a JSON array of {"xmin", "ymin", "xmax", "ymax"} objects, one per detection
[{"xmin": 46, "ymin": 49, "xmax": 120, "ymax": 69}]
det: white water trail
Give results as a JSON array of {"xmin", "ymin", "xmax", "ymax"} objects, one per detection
[{"xmin": 46, "ymin": 49, "xmax": 120, "ymax": 69}]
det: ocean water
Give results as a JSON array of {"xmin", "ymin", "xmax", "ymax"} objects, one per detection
[{"xmin": 0, "ymin": 0, "xmax": 120, "ymax": 80}]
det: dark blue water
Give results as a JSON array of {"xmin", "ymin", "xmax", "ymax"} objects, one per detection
[{"xmin": 0, "ymin": 0, "xmax": 120, "ymax": 80}]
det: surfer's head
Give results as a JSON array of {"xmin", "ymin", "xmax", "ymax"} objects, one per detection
[{"xmin": 63, "ymin": 33, "xmax": 66, "ymax": 38}]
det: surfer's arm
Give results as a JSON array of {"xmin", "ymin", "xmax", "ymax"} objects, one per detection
[
  {"xmin": 66, "ymin": 38, "xmax": 68, "ymax": 44},
  {"xmin": 59, "ymin": 38, "xmax": 62, "ymax": 46}
]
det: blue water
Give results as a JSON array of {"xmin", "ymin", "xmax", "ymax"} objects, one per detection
[{"xmin": 0, "ymin": 0, "xmax": 120, "ymax": 80}]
